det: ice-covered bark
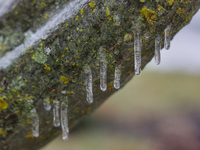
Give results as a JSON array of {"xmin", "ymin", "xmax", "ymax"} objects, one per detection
[{"xmin": 0, "ymin": 0, "xmax": 199, "ymax": 150}]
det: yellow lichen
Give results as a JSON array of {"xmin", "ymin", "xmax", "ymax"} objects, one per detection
[
  {"xmin": 24, "ymin": 94, "xmax": 32, "ymax": 101},
  {"xmin": 89, "ymin": 0, "xmax": 95, "ymax": 8},
  {"xmin": 167, "ymin": 0, "xmax": 174, "ymax": 6},
  {"xmin": 75, "ymin": 15, "xmax": 79, "ymax": 20},
  {"xmin": 140, "ymin": 7, "xmax": 157, "ymax": 24},
  {"xmin": 176, "ymin": 7, "xmax": 185, "ymax": 15},
  {"xmin": 26, "ymin": 133, "xmax": 34, "ymax": 139},
  {"xmin": 80, "ymin": 8, "xmax": 84, "ymax": 14},
  {"xmin": 26, "ymin": 119, "xmax": 32, "ymax": 124},
  {"xmin": 44, "ymin": 64, "xmax": 51, "ymax": 72},
  {"xmin": 124, "ymin": 34, "xmax": 133, "ymax": 39},
  {"xmin": 0, "ymin": 97, "xmax": 8, "ymax": 110},
  {"xmin": 32, "ymin": 54, "xmax": 35, "ymax": 59},
  {"xmin": 8, "ymin": 93, "xmax": 13, "ymax": 100},
  {"xmin": 0, "ymin": 128, "xmax": 7, "ymax": 136},
  {"xmin": 40, "ymin": 2, "xmax": 46, "ymax": 7},
  {"xmin": 106, "ymin": 7, "xmax": 110, "ymax": 16},
  {"xmin": 72, "ymin": 62, "xmax": 76, "ymax": 66},
  {"xmin": 60, "ymin": 76, "xmax": 69, "ymax": 84},
  {"xmin": 0, "ymin": 87, "xmax": 3, "ymax": 93}
]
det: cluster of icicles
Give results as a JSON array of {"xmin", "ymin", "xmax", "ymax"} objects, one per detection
[{"xmin": 30, "ymin": 25, "xmax": 171, "ymax": 140}]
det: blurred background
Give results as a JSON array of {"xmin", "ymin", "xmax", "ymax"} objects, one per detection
[{"xmin": 41, "ymin": 9, "xmax": 199, "ymax": 150}]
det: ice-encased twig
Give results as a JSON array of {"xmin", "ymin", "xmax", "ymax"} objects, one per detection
[
  {"xmin": 43, "ymin": 97, "xmax": 51, "ymax": 111},
  {"xmin": 99, "ymin": 47, "xmax": 107, "ymax": 91},
  {"xmin": 61, "ymin": 99, "xmax": 69, "ymax": 141},
  {"xmin": 164, "ymin": 25, "xmax": 171, "ymax": 50},
  {"xmin": 53, "ymin": 100, "xmax": 60, "ymax": 127},
  {"xmin": 84, "ymin": 65, "xmax": 93, "ymax": 103},
  {"xmin": 134, "ymin": 31, "xmax": 142, "ymax": 75},
  {"xmin": 31, "ymin": 108, "xmax": 39, "ymax": 137},
  {"xmin": 114, "ymin": 64, "xmax": 121, "ymax": 89},
  {"xmin": 155, "ymin": 34, "xmax": 162, "ymax": 65}
]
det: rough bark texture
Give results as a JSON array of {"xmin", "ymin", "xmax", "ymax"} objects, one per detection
[{"xmin": 0, "ymin": 0, "xmax": 199, "ymax": 150}]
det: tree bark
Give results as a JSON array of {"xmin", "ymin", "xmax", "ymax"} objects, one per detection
[{"xmin": 0, "ymin": 0, "xmax": 199, "ymax": 149}]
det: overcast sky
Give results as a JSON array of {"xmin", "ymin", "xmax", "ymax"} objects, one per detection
[{"xmin": 146, "ymin": 10, "xmax": 200, "ymax": 75}]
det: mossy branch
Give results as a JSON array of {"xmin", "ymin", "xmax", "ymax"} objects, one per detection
[{"xmin": 0, "ymin": 0, "xmax": 199, "ymax": 149}]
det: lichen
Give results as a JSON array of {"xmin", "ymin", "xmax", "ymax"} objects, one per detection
[
  {"xmin": 140, "ymin": 7, "xmax": 157, "ymax": 24},
  {"xmin": 60, "ymin": 76, "xmax": 69, "ymax": 84},
  {"xmin": 0, "ymin": 97, "xmax": 8, "ymax": 110}
]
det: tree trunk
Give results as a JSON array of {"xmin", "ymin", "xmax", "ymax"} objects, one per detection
[{"xmin": 0, "ymin": 0, "xmax": 199, "ymax": 149}]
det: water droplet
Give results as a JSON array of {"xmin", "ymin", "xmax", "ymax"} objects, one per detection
[
  {"xmin": 53, "ymin": 100, "xmax": 60, "ymax": 127},
  {"xmin": 99, "ymin": 47, "xmax": 107, "ymax": 91},
  {"xmin": 164, "ymin": 25, "xmax": 171, "ymax": 50},
  {"xmin": 114, "ymin": 64, "xmax": 121, "ymax": 89},
  {"xmin": 84, "ymin": 65, "xmax": 93, "ymax": 103},
  {"xmin": 61, "ymin": 99, "xmax": 69, "ymax": 141},
  {"xmin": 134, "ymin": 31, "xmax": 142, "ymax": 76},
  {"xmin": 31, "ymin": 108, "xmax": 39, "ymax": 137},
  {"xmin": 155, "ymin": 34, "xmax": 162, "ymax": 65},
  {"xmin": 43, "ymin": 97, "xmax": 51, "ymax": 111}
]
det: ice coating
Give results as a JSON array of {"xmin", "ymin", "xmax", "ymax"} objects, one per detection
[
  {"xmin": 84, "ymin": 65, "xmax": 93, "ymax": 103},
  {"xmin": 99, "ymin": 47, "xmax": 107, "ymax": 91},
  {"xmin": 61, "ymin": 99, "xmax": 69, "ymax": 141},
  {"xmin": 164, "ymin": 25, "xmax": 171, "ymax": 50},
  {"xmin": 155, "ymin": 34, "xmax": 162, "ymax": 65},
  {"xmin": 43, "ymin": 97, "xmax": 51, "ymax": 111},
  {"xmin": 53, "ymin": 100, "xmax": 60, "ymax": 127},
  {"xmin": 134, "ymin": 31, "xmax": 142, "ymax": 75},
  {"xmin": 114, "ymin": 64, "xmax": 121, "ymax": 89},
  {"xmin": 31, "ymin": 108, "xmax": 39, "ymax": 137}
]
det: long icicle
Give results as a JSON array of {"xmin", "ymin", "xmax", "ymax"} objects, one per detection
[
  {"xmin": 134, "ymin": 30, "xmax": 142, "ymax": 75},
  {"xmin": 53, "ymin": 100, "xmax": 60, "ymax": 127},
  {"xmin": 99, "ymin": 47, "xmax": 107, "ymax": 91},
  {"xmin": 114, "ymin": 64, "xmax": 121, "ymax": 89},
  {"xmin": 164, "ymin": 25, "xmax": 171, "ymax": 50},
  {"xmin": 155, "ymin": 34, "xmax": 162, "ymax": 65},
  {"xmin": 84, "ymin": 65, "xmax": 93, "ymax": 103},
  {"xmin": 43, "ymin": 97, "xmax": 51, "ymax": 111},
  {"xmin": 61, "ymin": 98, "xmax": 69, "ymax": 141},
  {"xmin": 31, "ymin": 108, "xmax": 39, "ymax": 137}
]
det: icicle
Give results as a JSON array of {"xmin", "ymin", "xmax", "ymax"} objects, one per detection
[
  {"xmin": 61, "ymin": 99, "xmax": 69, "ymax": 141},
  {"xmin": 99, "ymin": 47, "xmax": 107, "ymax": 91},
  {"xmin": 84, "ymin": 65, "xmax": 93, "ymax": 103},
  {"xmin": 164, "ymin": 25, "xmax": 171, "ymax": 50},
  {"xmin": 134, "ymin": 30, "xmax": 142, "ymax": 75},
  {"xmin": 53, "ymin": 100, "xmax": 60, "ymax": 127},
  {"xmin": 31, "ymin": 108, "xmax": 39, "ymax": 137},
  {"xmin": 114, "ymin": 64, "xmax": 121, "ymax": 89},
  {"xmin": 155, "ymin": 34, "xmax": 162, "ymax": 65},
  {"xmin": 43, "ymin": 97, "xmax": 51, "ymax": 111}
]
